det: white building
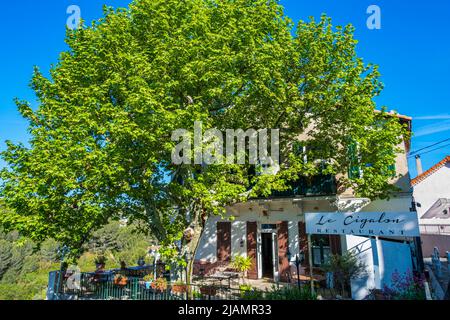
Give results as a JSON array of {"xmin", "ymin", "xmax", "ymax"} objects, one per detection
[
  {"xmin": 194, "ymin": 113, "xmax": 421, "ymax": 300},
  {"xmin": 412, "ymin": 155, "xmax": 450, "ymax": 257}
]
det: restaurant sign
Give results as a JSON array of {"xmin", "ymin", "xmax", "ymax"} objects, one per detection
[{"xmin": 305, "ymin": 212, "xmax": 420, "ymax": 237}]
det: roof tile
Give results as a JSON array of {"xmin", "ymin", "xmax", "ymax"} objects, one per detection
[{"xmin": 411, "ymin": 155, "xmax": 450, "ymax": 186}]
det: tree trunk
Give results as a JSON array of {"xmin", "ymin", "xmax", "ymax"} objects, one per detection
[
  {"xmin": 341, "ymin": 283, "xmax": 345, "ymax": 298},
  {"xmin": 186, "ymin": 221, "xmax": 204, "ymax": 299}
]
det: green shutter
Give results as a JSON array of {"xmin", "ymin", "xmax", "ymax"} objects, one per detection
[
  {"xmin": 348, "ymin": 141, "xmax": 360, "ymax": 179},
  {"xmin": 387, "ymin": 163, "xmax": 396, "ymax": 177}
]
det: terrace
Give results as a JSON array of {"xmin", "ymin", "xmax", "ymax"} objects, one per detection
[{"xmin": 47, "ymin": 263, "xmax": 341, "ymax": 300}]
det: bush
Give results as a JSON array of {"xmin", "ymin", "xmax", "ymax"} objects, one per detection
[
  {"xmin": 94, "ymin": 255, "xmax": 107, "ymax": 266},
  {"xmin": 143, "ymin": 274, "xmax": 154, "ymax": 282},
  {"xmin": 239, "ymin": 285, "xmax": 264, "ymax": 300},
  {"xmin": 231, "ymin": 256, "xmax": 253, "ymax": 282},
  {"xmin": 381, "ymin": 270, "xmax": 425, "ymax": 300},
  {"xmin": 264, "ymin": 285, "xmax": 317, "ymax": 300},
  {"xmin": 322, "ymin": 251, "xmax": 367, "ymax": 297}
]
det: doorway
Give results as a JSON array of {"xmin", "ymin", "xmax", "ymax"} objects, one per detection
[{"xmin": 261, "ymin": 233, "xmax": 274, "ymax": 278}]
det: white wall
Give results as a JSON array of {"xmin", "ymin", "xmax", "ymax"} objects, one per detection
[
  {"xmin": 196, "ymin": 199, "xmax": 308, "ymax": 263},
  {"xmin": 413, "ymin": 163, "xmax": 450, "ymax": 224},
  {"xmin": 346, "ymin": 235, "xmax": 375, "ymax": 300},
  {"xmin": 347, "ymin": 236, "xmax": 413, "ymax": 300},
  {"xmin": 379, "ymin": 240, "xmax": 413, "ymax": 288},
  {"xmin": 195, "ymin": 216, "xmax": 218, "ymax": 262},
  {"xmin": 231, "ymin": 221, "xmax": 247, "ymax": 258},
  {"xmin": 359, "ymin": 195, "xmax": 412, "ymax": 212}
]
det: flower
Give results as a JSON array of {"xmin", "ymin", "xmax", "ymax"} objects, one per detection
[{"xmin": 381, "ymin": 269, "xmax": 425, "ymax": 300}]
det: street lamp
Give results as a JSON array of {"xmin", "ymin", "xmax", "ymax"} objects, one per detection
[{"xmin": 149, "ymin": 248, "xmax": 160, "ymax": 279}]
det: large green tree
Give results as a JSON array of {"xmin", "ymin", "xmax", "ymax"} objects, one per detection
[{"xmin": 1, "ymin": 0, "xmax": 407, "ymax": 281}]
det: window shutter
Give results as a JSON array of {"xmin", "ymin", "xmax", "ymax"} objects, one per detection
[
  {"xmin": 348, "ymin": 141, "xmax": 360, "ymax": 179},
  {"xmin": 246, "ymin": 222, "xmax": 258, "ymax": 279},
  {"xmin": 216, "ymin": 222, "xmax": 231, "ymax": 262},
  {"xmin": 298, "ymin": 221, "xmax": 309, "ymax": 267},
  {"xmin": 277, "ymin": 221, "xmax": 290, "ymax": 282}
]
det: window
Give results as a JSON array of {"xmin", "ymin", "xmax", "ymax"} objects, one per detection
[
  {"xmin": 261, "ymin": 224, "xmax": 277, "ymax": 231},
  {"xmin": 311, "ymin": 235, "xmax": 331, "ymax": 266}
]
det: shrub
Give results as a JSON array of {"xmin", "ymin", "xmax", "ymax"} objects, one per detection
[
  {"xmin": 192, "ymin": 290, "xmax": 203, "ymax": 299},
  {"xmin": 94, "ymin": 255, "xmax": 107, "ymax": 266},
  {"xmin": 264, "ymin": 285, "xmax": 317, "ymax": 300},
  {"xmin": 381, "ymin": 270, "xmax": 425, "ymax": 300},
  {"xmin": 143, "ymin": 274, "xmax": 154, "ymax": 282},
  {"xmin": 231, "ymin": 256, "xmax": 253, "ymax": 282},
  {"xmin": 239, "ymin": 285, "xmax": 264, "ymax": 300},
  {"xmin": 322, "ymin": 251, "xmax": 367, "ymax": 297}
]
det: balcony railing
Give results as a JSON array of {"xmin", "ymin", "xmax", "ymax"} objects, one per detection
[
  {"xmin": 47, "ymin": 266, "xmax": 341, "ymax": 300},
  {"xmin": 49, "ymin": 270, "xmax": 243, "ymax": 300},
  {"xmin": 419, "ymin": 224, "xmax": 450, "ymax": 235},
  {"xmin": 269, "ymin": 175, "xmax": 337, "ymax": 198}
]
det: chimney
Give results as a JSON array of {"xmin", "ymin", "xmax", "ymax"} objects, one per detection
[{"xmin": 415, "ymin": 155, "xmax": 423, "ymax": 175}]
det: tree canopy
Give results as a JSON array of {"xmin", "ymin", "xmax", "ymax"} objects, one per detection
[{"xmin": 0, "ymin": 0, "xmax": 407, "ymax": 262}]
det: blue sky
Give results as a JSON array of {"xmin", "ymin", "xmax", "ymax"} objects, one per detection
[{"xmin": 1, "ymin": 0, "xmax": 449, "ymax": 177}]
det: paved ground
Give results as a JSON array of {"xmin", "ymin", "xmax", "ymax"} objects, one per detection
[{"xmin": 245, "ymin": 278, "xmax": 285, "ymax": 291}]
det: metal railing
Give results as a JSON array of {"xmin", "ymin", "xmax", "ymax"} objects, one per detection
[
  {"xmin": 420, "ymin": 224, "xmax": 450, "ymax": 235},
  {"xmin": 56, "ymin": 272, "xmax": 242, "ymax": 300},
  {"xmin": 50, "ymin": 265, "xmax": 342, "ymax": 300},
  {"xmin": 269, "ymin": 175, "xmax": 337, "ymax": 198}
]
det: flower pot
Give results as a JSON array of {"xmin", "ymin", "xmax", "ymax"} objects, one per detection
[
  {"xmin": 172, "ymin": 284, "xmax": 187, "ymax": 294},
  {"xmin": 114, "ymin": 277, "xmax": 128, "ymax": 286},
  {"xmin": 145, "ymin": 281, "xmax": 152, "ymax": 289}
]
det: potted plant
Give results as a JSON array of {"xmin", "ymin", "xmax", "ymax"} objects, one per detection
[
  {"xmin": 113, "ymin": 274, "xmax": 128, "ymax": 286},
  {"xmin": 151, "ymin": 277, "xmax": 168, "ymax": 292},
  {"xmin": 192, "ymin": 290, "xmax": 203, "ymax": 300},
  {"xmin": 143, "ymin": 274, "xmax": 154, "ymax": 289},
  {"xmin": 94, "ymin": 255, "xmax": 107, "ymax": 271},
  {"xmin": 171, "ymin": 281, "xmax": 188, "ymax": 294},
  {"xmin": 231, "ymin": 255, "xmax": 253, "ymax": 284}
]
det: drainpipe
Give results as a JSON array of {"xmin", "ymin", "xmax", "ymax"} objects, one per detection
[{"xmin": 415, "ymin": 155, "xmax": 423, "ymax": 176}]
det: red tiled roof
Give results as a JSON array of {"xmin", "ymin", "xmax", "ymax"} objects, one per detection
[{"xmin": 411, "ymin": 155, "xmax": 450, "ymax": 186}]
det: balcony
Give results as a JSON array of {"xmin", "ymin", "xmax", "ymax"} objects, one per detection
[{"xmin": 269, "ymin": 175, "xmax": 337, "ymax": 198}]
